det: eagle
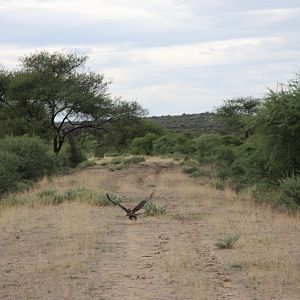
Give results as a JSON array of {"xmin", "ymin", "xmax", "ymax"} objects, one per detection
[{"xmin": 106, "ymin": 193, "xmax": 153, "ymax": 221}]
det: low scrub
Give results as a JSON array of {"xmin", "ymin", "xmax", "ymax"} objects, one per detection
[
  {"xmin": 215, "ymin": 235, "xmax": 240, "ymax": 249},
  {"xmin": 123, "ymin": 156, "xmax": 145, "ymax": 165},
  {"xmin": 63, "ymin": 187, "xmax": 121, "ymax": 206},
  {"xmin": 107, "ymin": 156, "xmax": 145, "ymax": 171},
  {"xmin": 181, "ymin": 159, "xmax": 204, "ymax": 178},
  {"xmin": 130, "ymin": 133, "xmax": 158, "ymax": 155},
  {"xmin": 279, "ymin": 176, "xmax": 300, "ymax": 209},
  {"xmin": 153, "ymin": 133, "xmax": 188, "ymax": 155},
  {"xmin": 75, "ymin": 160, "xmax": 97, "ymax": 170},
  {"xmin": 144, "ymin": 202, "xmax": 167, "ymax": 216},
  {"xmin": 37, "ymin": 189, "xmax": 64, "ymax": 205}
]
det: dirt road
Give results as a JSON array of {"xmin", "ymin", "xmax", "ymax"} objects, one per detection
[{"xmin": 1, "ymin": 158, "xmax": 299, "ymax": 299}]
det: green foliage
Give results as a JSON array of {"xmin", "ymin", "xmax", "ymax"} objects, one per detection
[
  {"xmin": 215, "ymin": 235, "xmax": 240, "ymax": 249},
  {"xmin": 100, "ymin": 118, "xmax": 164, "ymax": 151},
  {"xmin": 0, "ymin": 135, "xmax": 54, "ymax": 181},
  {"xmin": 181, "ymin": 160, "xmax": 204, "ymax": 178},
  {"xmin": 0, "ymin": 51, "xmax": 146, "ymax": 155},
  {"xmin": 255, "ymin": 76, "xmax": 300, "ymax": 178},
  {"xmin": 189, "ymin": 134, "xmax": 222, "ymax": 163},
  {"xmin": 107, "ymin": 156, "xmax": 145, "ymax": 171},
  {"xmin": 129, "ymin": 133, "xmax": 158, "ymax": 155},
  {"xmin": 111, "ymin": 157, "xmax": 124, "ymax": 164},
  {"xmin": 123, "ymin": 156, "xmax": 145, "ymax": 165},
  {"xmin": 0, "ymin": 150, "xmax": 20, "ymax": 194},
  {"xmin": 0, "ymin": 135, "xmax": 51, "ymax": 180},
  {"xmin": 149, "ymin": 113, "xmax": 224, "ymax": 136},
  {"xmin": 144, "ymin": 202, "xmax": 167, "ymax": 216},
  {"xmin": 153, "ymin": 133, "xmax": 188, "ymax": 155},
  {"xmin": 37, "ymin": 189, "xmax": 64, "ymax": 205},
  {"xmin": 210, "ymin": 178, "xmax": 225, "ymax": 190},
  {"xmin": 104, "ymin": 151, "xmax": 122, "ymax": 157},
  {"xmin": 216, "ymin": 97, "xmax": 261, "ymax": 137},
  {"xmin": 2, "ymin": 195, "xmax": 33, "ymax": 207},
  {"xmin": 63, "ymin": 187, "xmax": 121, "ymax": 206},
  {"xmin": 279, "ymin": 176, "xmax": 300, "ymax": 209},
  {"xmin": 67, "ymin": 136, "xmax": 86, "ymax": 168}
]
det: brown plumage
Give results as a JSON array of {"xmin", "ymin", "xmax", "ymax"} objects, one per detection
[{"xmin": 106, "ymin": 193, "xmax": 153, "ymax": 221}]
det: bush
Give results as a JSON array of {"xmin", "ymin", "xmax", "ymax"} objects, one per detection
[
  {"xmin": 37, "ymin": 189, "xmax": 64, "ymax": 205},
  {"xmin": 181, "ymin": 160, "xmax": 204, "ymax": 178},
  {"xmin": 123, "ymin": 156, "xmax": 145, "ymax": 165},
  {"xmin": 129, "ymin": 133, "xmax": 158, "ymax": 155},
  {"xmin": 110, "ymin": 157, "xmax": 124, "ymax": 164},
  {"xmin": 153, "ymin": 133, "xmax": 188, "ymax": 155},
  {"xmin": 0, "ymin": 135, "xmax": 54, "ymax": 181},
  {"xmin": 189, "ymin": 134, "xmax": 222, "ymax": 163},
  {"xmin": 279, "ymin": 176, "xmax": 300, "ymax": 209},
  {"xmin": 0, "ymin": 150, "xmax": 20, "ymax": 194}
]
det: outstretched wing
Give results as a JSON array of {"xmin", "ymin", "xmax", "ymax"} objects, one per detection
[
  {"xmin": 133, "ymin": 193, "xmax": 154, "ymax": 213},
  {"xmin": 106, "ymin": 194, "xmax": 130, "ymax": 213}
]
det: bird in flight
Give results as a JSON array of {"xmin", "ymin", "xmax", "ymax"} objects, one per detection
[{"xmin": 106, "ymin": 193, "xmax": 153, "ymax": 221}]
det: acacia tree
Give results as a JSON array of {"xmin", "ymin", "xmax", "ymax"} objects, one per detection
[
  {"xmin": 216, "ymin": 97, "xmax": 261, "ymax": 138},
  {"xmin": 0, "ymin": 51, "xmax": 146, "ymax": 154}
]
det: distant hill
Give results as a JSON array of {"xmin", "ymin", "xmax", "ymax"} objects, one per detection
[{"xmin": 148, "ymin": 113, "xmax": 224, "ymax": 136}]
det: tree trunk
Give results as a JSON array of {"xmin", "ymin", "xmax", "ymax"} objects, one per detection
[{"xmin": 53, "ymin": 133, "xmax": 65, "ymax": 155}]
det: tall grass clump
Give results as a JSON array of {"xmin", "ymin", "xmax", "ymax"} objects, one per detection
[
  {"xmin": 279, "ymin": 176, "xmax": 300, "ymax": 209},
  {"xmin": 37, "ymin": 189, "xmax": 64, "ymax": 205},
  {"xmin": 144, "ymin": 202, "xmax": 167, "ymax": 216}
]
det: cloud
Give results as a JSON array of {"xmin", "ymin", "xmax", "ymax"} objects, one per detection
[{"xmin": 0, "ymin": 1, "xmax": 299, "ymax": 115}]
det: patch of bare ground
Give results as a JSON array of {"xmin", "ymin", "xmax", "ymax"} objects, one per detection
[{"xmin": 0, "ymin": 157, "xmax": 299, "ymax": 299}]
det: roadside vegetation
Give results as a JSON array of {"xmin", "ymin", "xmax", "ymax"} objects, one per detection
[{"xmin": 0, "ymin": 50, "xmax": 300, "ymax": 212}]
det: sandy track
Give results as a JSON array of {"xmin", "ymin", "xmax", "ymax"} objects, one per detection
[{"xmin": 0, "ymin": 159, "xmax": 299, "ymax": 299}]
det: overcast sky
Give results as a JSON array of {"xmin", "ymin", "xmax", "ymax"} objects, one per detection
[{"xmin": 1, "ymin": 0, "xmax": 300, "ymax": 116}]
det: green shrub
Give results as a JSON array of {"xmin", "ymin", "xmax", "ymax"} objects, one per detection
[
  {"xmin": 215, "ymin": 145, "xmax": 236, "ymax": 167},
  {"xmin": 110, "ymin": 157, "xmax": 124, "ymax": 164},
  {"xmin": 0, "ymin": 135, "xmax": 54, "ymax": 181},
  {"xmin": 181, "ymin": 160, "xmax": 204, "ymax": 178},
  {"xmin": 105, "ymin": 151, "xmax": 121, "ymax": 157},
  {"xmin": 123, "ymin": 156, "xmax": 145, "ymax": 165},
  {"xmin": 0, "ymin": 150, "xmax": 20, "ymax": 194},
  {"xmin": 210, "ymin": 178, "xmax": 225, "ymax": 190},
  {"xmin": 129, "ymin": 133, "xmax": 158, "ymax": 155},
  {"xmin": 220, "ymin": 135, "xmax": 243, "ymax": 146},
  {"xmin": 215, "ymin": 235, "xmax": 240, "ymax": 249},
  {"xmin": 279, "ymin": 176, "xmax": 300, "ymax": 209},
  {"xmin": 189, "ymin": 134, "xmax": 222, "ymax": 163},
  {"xmin": 153, "ymin": 133, "xmax": 188, "ymax": 155},
  {"xmin": 37, "ymin": 189, "xmax": 64, "ymax": 205}
]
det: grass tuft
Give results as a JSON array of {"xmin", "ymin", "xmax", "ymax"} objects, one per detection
[
  {"xmin": 214, "ymin": 234, "xmax": 240, "ymax": 249},
  {"xmin": 144, "ymin": 202, "xmax": 167, "ymax": 216}
]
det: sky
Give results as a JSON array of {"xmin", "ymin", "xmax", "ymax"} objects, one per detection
[{"xmin": 0, "ymin": 0, "xmax": 300, "ymax": 116}]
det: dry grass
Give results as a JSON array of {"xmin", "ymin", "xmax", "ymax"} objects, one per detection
[{"xmin": 0, "ymin": 156, "xmax": 299, "ymax": 299}]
